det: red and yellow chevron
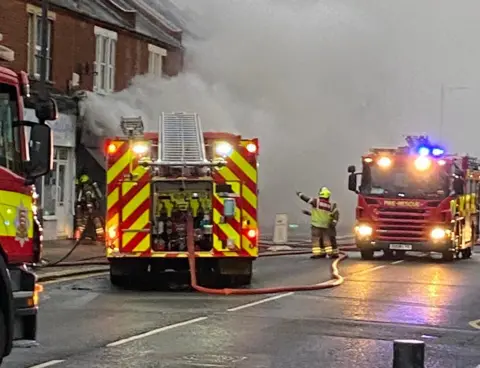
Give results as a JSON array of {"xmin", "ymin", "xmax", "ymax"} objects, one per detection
[{"xmin": 105, "ymin": 135, "xmax": 259, "ymax": 259}]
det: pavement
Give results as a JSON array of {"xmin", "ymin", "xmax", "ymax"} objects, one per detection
[{"xmin": 4, "ymin": 250, "xmax": 480, "ymax": 367}]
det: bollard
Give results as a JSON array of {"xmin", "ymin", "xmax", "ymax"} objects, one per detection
[{"xmin": 393, "ymin": 339, "xmax": 425, "ymax": 368}]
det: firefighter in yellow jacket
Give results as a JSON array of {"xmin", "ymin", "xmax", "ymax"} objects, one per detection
[
  {"xmin": 74, "ymin": 170, "xmax": 105, "ymax": 241},
  {"xmin": 297, "ymin": 187, "xmax": 339, "ymax": 259}
]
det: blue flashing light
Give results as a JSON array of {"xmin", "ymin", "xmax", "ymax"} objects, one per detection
[
  {"xmin": 432, "ymin": 147, "xmax": 444, "ymax": 157},
  {"xmin": 418, "ymin": 146, "xmax": 430, "ymax": 156}
]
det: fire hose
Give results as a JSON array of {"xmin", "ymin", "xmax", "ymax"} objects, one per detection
[{"xmin": 185, "ymin": 214, "xmax": 348, "ymax": 295}]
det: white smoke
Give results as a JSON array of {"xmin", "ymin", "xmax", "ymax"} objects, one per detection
[{"xmin": 84, "ymin": 0, "xmax": 480, "ymax": 235}]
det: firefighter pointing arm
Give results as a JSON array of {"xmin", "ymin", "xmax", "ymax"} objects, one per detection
[{"xmin": 296, "ymin": 187, "xmax": 339, "ymax": 259}]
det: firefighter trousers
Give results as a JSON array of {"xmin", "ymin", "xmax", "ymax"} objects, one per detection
[
  {"xmin": 311, "ymin": 225, "xmax": 338, "ymax": 258},
  {"xmin": 75, "ymin": 207, "xmax": 105, "ymax": 241}
]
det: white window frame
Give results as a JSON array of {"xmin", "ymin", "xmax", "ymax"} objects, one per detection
[
  {"xmin": 148, "ymin": 44, "xmax": 167, "ymax": 76},
  {"xmin": 26, "ymin": 4, "xmax": 55, "ymax": 81},
  {"xmin": 94, "ymin": 26, "xmax": 117, "ymax": 94}
]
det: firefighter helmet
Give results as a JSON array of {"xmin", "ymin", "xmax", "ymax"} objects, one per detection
[{"xmin": 319, "ymin": 187, "xmax": 331, "ymax": 199}]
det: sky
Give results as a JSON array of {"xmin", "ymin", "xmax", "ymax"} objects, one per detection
[{"xmin": 84, "ymin": 0, "xmax": 480, "ymax": 235}]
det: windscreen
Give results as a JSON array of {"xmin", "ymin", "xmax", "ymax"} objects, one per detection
[
  {"xmin": 360, "ymin": 159, "xmax": 450, "ymax": 199},
  {"xmin": 0, "ymin": 84, "xmax": 22, "ymax": 174}
]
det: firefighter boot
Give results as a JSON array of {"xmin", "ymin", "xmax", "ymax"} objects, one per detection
[
  {"xmin": 93, "ymin": 216, "xmax": 105, "ymax": 242},
  {"xmin": 311, "ymin": 236, "xmax": 326, "ymax": 259},
  {"xmin": 74, "ymin": 206, "xmax": 86, "ymax": 240}
]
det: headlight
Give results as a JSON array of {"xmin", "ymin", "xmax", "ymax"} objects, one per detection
[
  {"xmin": 431, "ymin": 227, "xmax": 446, "ymax": 240},
  {"xmin": 377, "ymin": 157, "xmax": 391, "ymax": 168},
  {"xmin": 355, "ymin": 224, "xmax": 373, "ymax": 237},
  {"xmin": 415, "ymin": 156, "xmax": 431, "ymax": 171},
  {"xmin": 215, "ymin": 142, "xmax": 233, "ymax": 156},
  {"xmin": 132, "ymin": 143, "xmax": 149, "ymax": 155}
]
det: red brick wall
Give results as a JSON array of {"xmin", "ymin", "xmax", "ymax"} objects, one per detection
[
  {"xmin": 0, "ymin": 0, "xmax": 29, "ymax": 72},
  {"xmin": 1, "ymin": 0, "xmax": 183, "ymax": 94}
]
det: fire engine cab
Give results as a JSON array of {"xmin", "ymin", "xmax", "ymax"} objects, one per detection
[{"xmin": 347, "ymin": 135, "xmax": 479, "ymax": 261}]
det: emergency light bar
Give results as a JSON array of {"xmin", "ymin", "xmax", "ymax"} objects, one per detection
[{"xmin": 120, "ymin": 116, "xmax": 144, "ymax": 137}]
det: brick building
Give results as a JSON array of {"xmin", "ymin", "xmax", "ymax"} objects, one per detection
[{"xmin": 0, "ymin": 0, "xmax": 185, "ymax": 240}]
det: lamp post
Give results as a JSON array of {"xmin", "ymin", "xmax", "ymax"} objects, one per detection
[{"xmin": 439, "ymin": 83, "xmax": 469, "ymax": 139}]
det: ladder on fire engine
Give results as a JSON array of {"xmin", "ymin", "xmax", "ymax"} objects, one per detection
[{"xmin": 158, "ymin": 112, "xmax": 208, "ymax": 166}]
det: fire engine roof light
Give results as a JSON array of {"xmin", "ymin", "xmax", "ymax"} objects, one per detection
[
  {"xmin": 121, "ymin": 116, "xmax": 144, "ymax": 137},
  {"xmin": 378, "ymin": 156, "xmax": 392, "ymax": 168},
  {"xmin": 415, "ymin": 156, "xmax": 431, "ymax": 171},
  {"xmin": 418, "ymin": 146, "xmax": 430, "ymax": 156},
  {"xmin": 107, "ymin": 143, "xmax": 117, "ymax": 154},
  {"xmin": 132, "ymin": 142, "xmax": 149, "ymax": 155},
  {"xmin": 432, "ymin": 147, "xmax": 445, "ymax": 157},
  {"xmin": 216, "ymin": 141, "xmax": 233, "ymax": 157},
  {"xmin": 246, "ymin": 143, "xmax": 257, "ymax": 153}
]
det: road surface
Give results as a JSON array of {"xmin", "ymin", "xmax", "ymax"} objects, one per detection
[{"xmin": 4, "ymin": 251, "xmax": 480, "ymax": 368}]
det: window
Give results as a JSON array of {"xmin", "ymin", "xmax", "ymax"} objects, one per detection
[
  {"xmin": 148, "ymin": 44, "xmax": 167, "ymax": 76},
  {"xmin": 27, "ymin": 5, "xmax": 54, "ymax": 81},
  {"xmin": 0, "ymin": 85, "xmax": 23, "ymax": 174},
  {"xmin": 42, "ymin": 147, "xmax": 69, "ymax": 217},
  {"xmin": 94, "ymin": 26, "xmax": 117, "ymax": 94}
]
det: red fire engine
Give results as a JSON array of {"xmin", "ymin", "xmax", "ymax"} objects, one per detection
[
  {"xmin": 0, "ymin": 35, "xmax": 56, "ymax": 363},
  {"xmin": 347, "ymin": 135, "xmax": 479, "ymax": 262},
  {"xmin": 105, "ymin": 114, "xmax": 259, "ymax": 287}
]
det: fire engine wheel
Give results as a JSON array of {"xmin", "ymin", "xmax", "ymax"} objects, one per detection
[
  {"xmin": 442, "ymin": 251, "xmax": 455, "ymax": 262},
  {"xmin": 109, "ymin": 269, "xmax": 127, "ymax": 287},
  {"xmin": 0, "ymin": 305, "xmax": 6, "ymax": 363},
  {"xmin": 360, "ymin": 249, "xmax": 375, "ymax": 260},
  {"xmin": 461, "ymin": 247, "xmax": 472, "ymax": 259}
]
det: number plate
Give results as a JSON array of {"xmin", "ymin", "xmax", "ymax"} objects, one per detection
[{"xmin": 389, "ymin": 243, "xmax": 412, "ymax": 250}]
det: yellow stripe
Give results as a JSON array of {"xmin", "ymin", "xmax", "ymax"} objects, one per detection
[
  {"xmin": 107, "ymin": 187, "xmax": 119, "ymax": 211},
  {"xmin": 121, "ymin": 210, "xmax": 149, "ymax": 247},
  {"xmin": 107, "ymin": 213, "xmax": 118, "ymax": 230},
  {"xmin": 230, "ymin": 150, "xmax": 257, "ymax": 183},
  {"xmin": 121, "ymin": 183, "xmax": 150, "ymax": 223},
  {"xmin": 122, "ymin": 166, "xmax": 149, "ymax": 196},
  {"xmin": 218, "ymin": 167, "xmax": 256, "ymax": 209},
  {"xmin": 242, "ymin": 235, "xmax": 258, "ymax": 257},
  {"xmin": 132, "ymin": 234, "xmax": 150, "ymax": 253},
  {"xmin": 213, "ymin": 208, "xmax": 240, "ymax": 248},
  {"xmin": 107, "ymin": 149, "xmax": 130, "ymax": 184}
]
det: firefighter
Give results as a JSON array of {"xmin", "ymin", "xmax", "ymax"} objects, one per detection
[
  {"xmin": 296, "ymin": 187, "xmax": 338, "ymax": 258},
  {"xmin": 74, "ymin": 169, "xmax": 105, "ymax": 241}
]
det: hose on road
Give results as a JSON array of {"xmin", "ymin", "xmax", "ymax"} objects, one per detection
[{"xmin": 186, "ymin": 215, "xmax": 347, "ymax": 296}]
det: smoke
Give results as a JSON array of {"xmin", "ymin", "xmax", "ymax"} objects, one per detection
[{"xmin": 84, "ymin": 0, "xmax": 480, "ymax": 235}]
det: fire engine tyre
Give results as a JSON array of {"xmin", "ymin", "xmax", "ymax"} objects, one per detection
[
  {"xmin": 442, "ymin": 251, "xmax": 455, "ymax": 262},
  {"xmin": 0, "ymin": 305, "xmax": 5, "ymax": 364},
  {"xmin": 360, "ymin": 249, "xmax": 375, "ymax": 260}
]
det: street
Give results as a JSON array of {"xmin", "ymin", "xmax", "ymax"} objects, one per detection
[{"xmin": 3, "ymin": 251, "xmax": 480, "ymax": 368}]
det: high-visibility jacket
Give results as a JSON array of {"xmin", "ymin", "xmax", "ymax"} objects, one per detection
[{"xmin": 310, "ymin": 198, "xmax": 333, "ymax": 228}]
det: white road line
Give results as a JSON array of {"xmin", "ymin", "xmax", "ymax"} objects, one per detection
[
  {"xmin": 28, "ymin": 360, "xmax": 65, "ymax": 368},
  {"xmin": 391, "ymin": 260, "xmax": 405, "ymax": 265},
  {"xmin": 227, "ymin": 292, "xmax": 294, "ymax": 312},
  {"xmin": 106, "ymin": 316, "xmax": 208, "ymax": 347},
  {"xmin": 469, "ymin": 319, "xmax": 480, "ymax": 329},
  {"xmin": 41, "ymin": 271, "xmax": 109, "ymax": 285}
]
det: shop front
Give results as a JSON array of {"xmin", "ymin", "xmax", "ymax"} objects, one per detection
[{"xmin": 24, "ymin": 109, "xmax": 77, "ymax": 240}]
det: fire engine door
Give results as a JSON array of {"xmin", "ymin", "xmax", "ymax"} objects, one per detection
[
  {"xmin": 213, "ymin": 181, "xmax": 242, "ymax": 252},
  {"xmin": 119, "ymin": 180, "xmax": 151, "ymax": 253}
]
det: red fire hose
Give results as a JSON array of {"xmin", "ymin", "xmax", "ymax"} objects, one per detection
[{"xmin": 186, "ymin": 215, "xmax": 347, "ymax": 295}]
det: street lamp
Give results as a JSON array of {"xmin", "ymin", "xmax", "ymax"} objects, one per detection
[{"xmin": 439, "ymin": 83, "xmax": 469, "ymax": 139}]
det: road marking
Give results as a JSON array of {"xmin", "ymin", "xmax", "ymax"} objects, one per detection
[
  {"xmin": 106, "ymin": 316, "xmax": 208, "ymax": 347},
  {"xmin": 469, "ymin": 319, "xmax": 480, "ymax": 329},
  {"xmin": 41, "ymin": 271, "xmax": 109, "ymax": 285},
  {"xmin": 391, "ymin": 260, "xmax": 405, "ymax": 265},
  {"xmin": 28, "ymin": 360, "xmax": 65, "ymax": 368},
  {"xmin": 227, "ymin": 292, "xmax": 294, "ymax": 312}
]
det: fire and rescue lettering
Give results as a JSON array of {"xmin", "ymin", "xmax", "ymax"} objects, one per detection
[{"xmin": 383, "ymin": 200, "xmax": 421, "ymax": 207}]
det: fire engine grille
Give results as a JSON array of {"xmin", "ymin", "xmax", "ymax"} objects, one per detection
[{"xmin": 376, "ymin": 207, "xmax": 429, "ymax": 242}]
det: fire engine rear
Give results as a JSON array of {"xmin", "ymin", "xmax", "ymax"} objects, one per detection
[
  {"xmin": 105, "ymin": 113, "xmax": 259, "ymax": 287},
  {"xmin": 347, "ymin": 135, "xmax": 479, "ymax": 261}
]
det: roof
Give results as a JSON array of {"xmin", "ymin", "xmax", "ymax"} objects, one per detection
[{"xmin": 49, "ymin": 0, "xmax": 183, "ymax": 49}]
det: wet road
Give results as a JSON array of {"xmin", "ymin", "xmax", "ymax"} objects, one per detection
[{"xmin": 4, "ymin": 251, "xmax": 480, "ymax": 368}]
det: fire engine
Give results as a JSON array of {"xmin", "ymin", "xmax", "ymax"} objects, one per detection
[
  {"xmin": 105, "ymin": 113, "xmax": 259, "ymax": 287},
  {"xmin": 0, "ymin": 34, "xmax": 56, "ymax": 364},
  {"xmin": 347, "ymin": 135, "xmax": 479, "ymax": 262}
]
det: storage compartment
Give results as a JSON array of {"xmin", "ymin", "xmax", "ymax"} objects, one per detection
[{"xmin": 152, "ymin": 181, "xmax": 213, "ymax": 251}]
